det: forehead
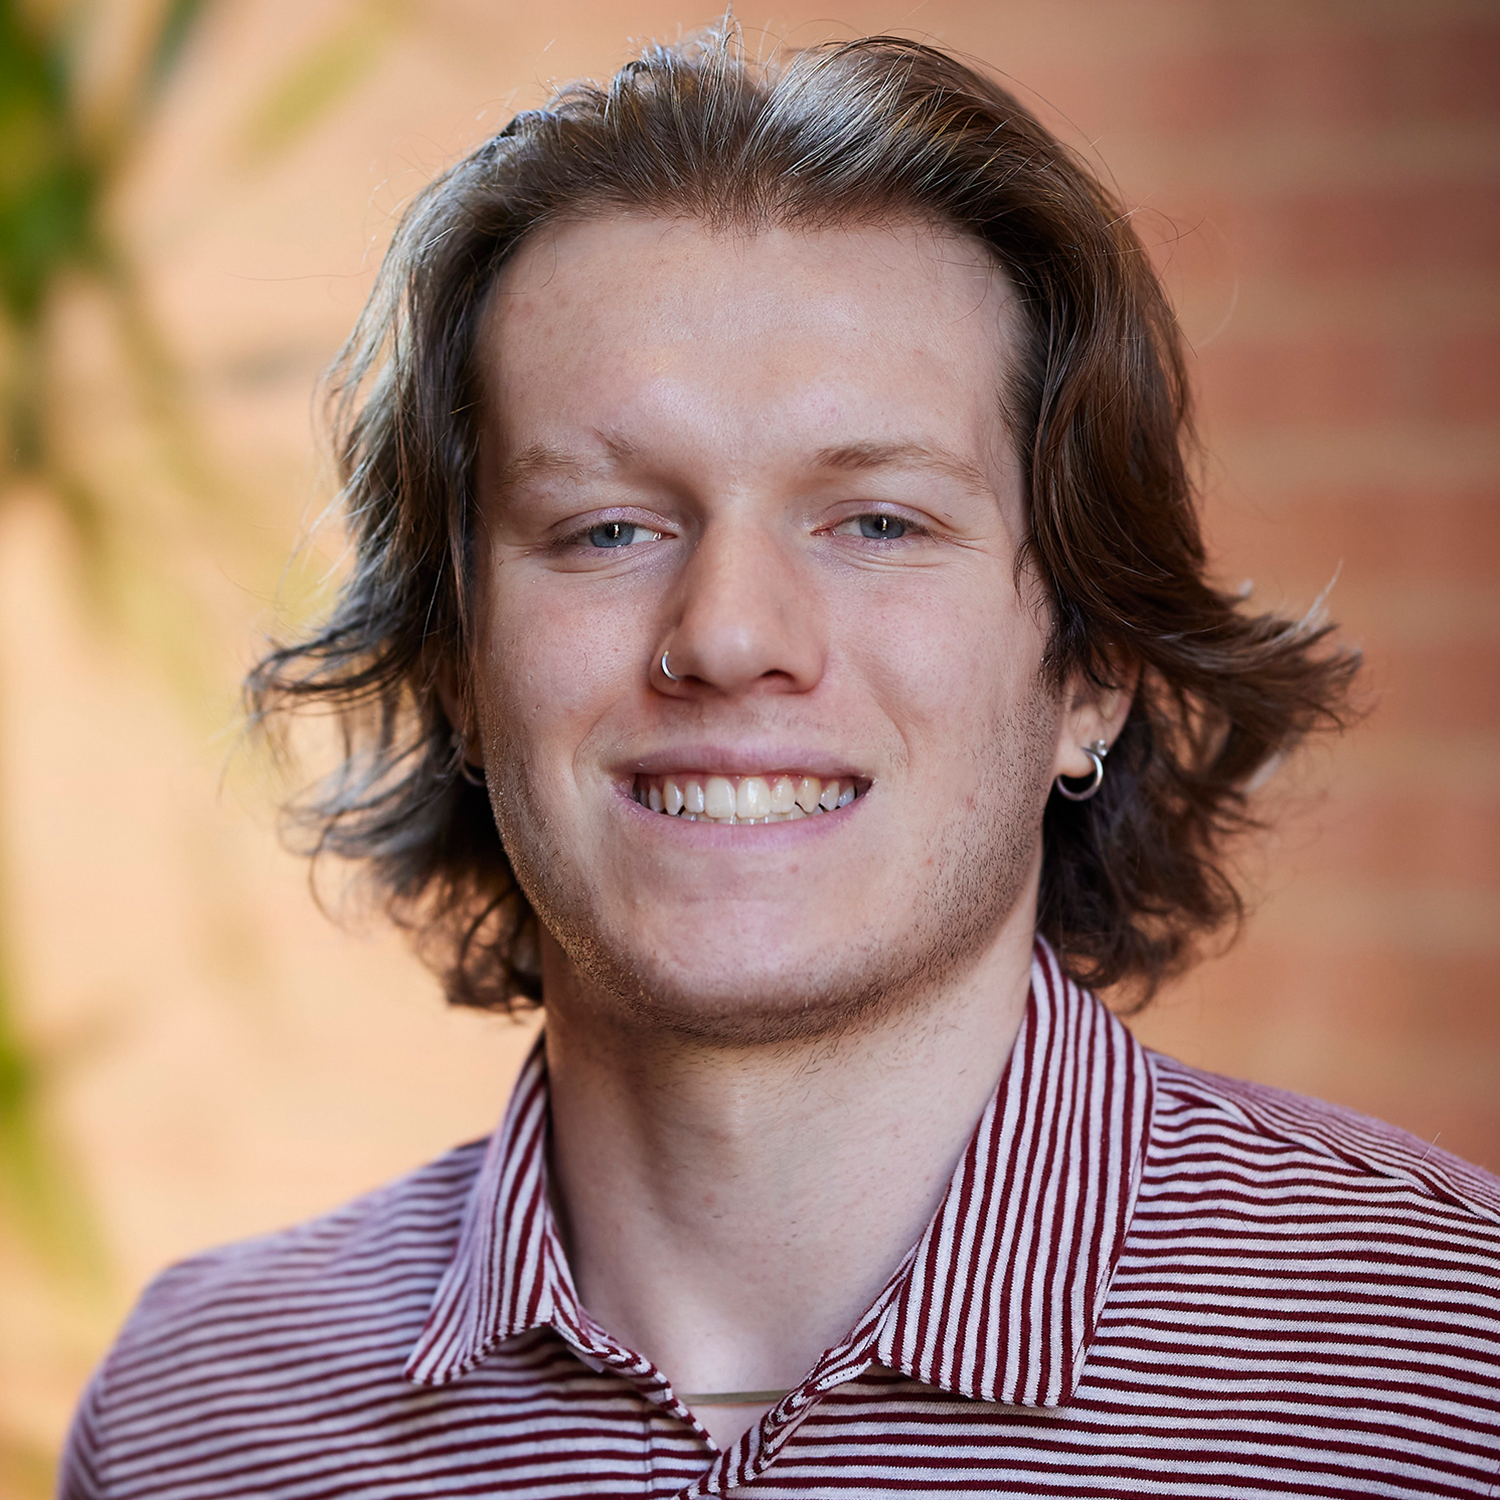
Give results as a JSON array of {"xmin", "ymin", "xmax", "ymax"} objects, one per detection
[{"xmin": 475, "ymin": 215, "xmax": 1022, "ymax": 487}]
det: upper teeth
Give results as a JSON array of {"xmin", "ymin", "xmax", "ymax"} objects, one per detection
[{"xmin": 634, "ymin": 773, "xmax": 858, "ymax": 823}]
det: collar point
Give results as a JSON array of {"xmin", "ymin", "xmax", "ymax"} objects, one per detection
[{"xmin": 403, "ymin": 1320, "xmax": 537, "ymax": 1389}]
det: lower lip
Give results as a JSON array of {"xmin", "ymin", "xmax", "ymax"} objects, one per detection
[{"xmin": 616, "ymin": 784, "xmax": 864, "ymax": 844}]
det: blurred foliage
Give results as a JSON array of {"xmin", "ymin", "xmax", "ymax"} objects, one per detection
[
  {"xmin": 0, "ymin": 0, "xmax": 220, "ymax": 1268},
  {"xmin": 0, "ymin": 0, "xmax": 409, "ymax": 1236},
  {"xmin": 1, "ymin": 0, "xmax": 211, "ymax": 463},
  {"xmin": 240, "ymin": 0, "xmax": 398, "ymax": 161},
  {"xmin": 0, "ymin": 8, "xmax": 220, "ymax": 1490},
  {"xmin": 0, "ymin": 0, "xmax": 406, "ymax": 1483}
]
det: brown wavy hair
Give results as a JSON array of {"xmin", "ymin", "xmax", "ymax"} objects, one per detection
[{"xmin": 247, "ymin": 25, "xmax": 1359, "ymax": 1011}]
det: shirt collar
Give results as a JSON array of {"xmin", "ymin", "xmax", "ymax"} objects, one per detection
[
  {"xmin": 404, "ymin": 938, "xmax": 1154, "ymax": 1408},
  {"xmin": 868, "ymin": 939, "xmax": 1154, "ymax": 1405}
]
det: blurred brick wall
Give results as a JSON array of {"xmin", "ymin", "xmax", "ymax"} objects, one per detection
[
  {"xmin": 2, "ymin": 1, "xmax": 1496, "ymax": 1492},
  {"xmin": 1077, "ymin": 2, "xmax": 1500, "ymax": 1172}
]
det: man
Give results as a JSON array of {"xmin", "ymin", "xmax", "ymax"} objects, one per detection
[{"xmin": 60, "ymin": 27, "xmax": 1500, "ymax": 1499}]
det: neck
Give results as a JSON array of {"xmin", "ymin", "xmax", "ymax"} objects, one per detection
[{"xmin": 542, "ymin": 917, "xmax": 1037, "ymax": 1436}]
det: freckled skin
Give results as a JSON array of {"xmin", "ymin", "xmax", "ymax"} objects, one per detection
[{"xmin": 468, "ymin": 218, "xmax": 1112, "ymax": 1047}]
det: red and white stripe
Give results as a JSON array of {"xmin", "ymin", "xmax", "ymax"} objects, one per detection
[{"xmin": 59, "ymin": 941, "xmax": 1500, "ymax": 1497}]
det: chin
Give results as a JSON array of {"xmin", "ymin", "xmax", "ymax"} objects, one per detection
[
  {"xmin": 549, "ymin": 904, "xmax": 1001, "ymax": 1049},
  {"xmin": 521, "ymin": 753, "xmax": 1051, "ymax": 1048}
]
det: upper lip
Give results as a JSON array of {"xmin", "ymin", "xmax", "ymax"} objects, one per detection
[{"xmin": 621, "ymin": 743, "xmax": 868, "ymax": 780}]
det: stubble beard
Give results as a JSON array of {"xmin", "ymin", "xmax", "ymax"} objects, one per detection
[{"xmin": 491, "ymin": 675, "xmax": 1061, "ymax": 1052}]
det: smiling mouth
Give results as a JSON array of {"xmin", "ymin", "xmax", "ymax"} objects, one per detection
[{"xmin": 632, "ymin": 773, "xmax": 860, "ymax": 824}]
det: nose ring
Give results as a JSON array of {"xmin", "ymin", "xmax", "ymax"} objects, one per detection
[{"xmin": 660, "ymin": 650, "xmax": 682, "ymax": 683}]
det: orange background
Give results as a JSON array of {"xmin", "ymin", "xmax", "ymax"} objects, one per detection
[{"xmin": 2, "ymin": 1, "xmax": 1497, "ymax": 1493}]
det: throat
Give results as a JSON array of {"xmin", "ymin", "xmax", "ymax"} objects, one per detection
[{"xmin": 542, "ymin": 931, "xmax": 1037, "ymax": 1457}]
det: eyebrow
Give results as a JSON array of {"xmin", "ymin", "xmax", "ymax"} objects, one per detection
[
  {"xmin": 491, "ymin": 435, "xmax": 990, "ymax": 495},
  {"xmin": 492, "ymin": 434, "xmax": 640, "ymax": 494},
  {"xmin": 809, "ymin": 441, "xmax": 992, "ymax": 493}
]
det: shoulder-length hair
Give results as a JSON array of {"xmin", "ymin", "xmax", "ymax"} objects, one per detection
[{"xmin": 248, "ymin": 26, "xmax": 1358, "ymax": 1011}]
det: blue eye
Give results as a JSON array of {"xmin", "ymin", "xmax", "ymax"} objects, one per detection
[
  {"xmin": 858, "ymin": 514, "xmax": 907, "ymax": 540},
  {"xmin": 588, "ymin": 521, "xmax": 649, "ymax": 548}
]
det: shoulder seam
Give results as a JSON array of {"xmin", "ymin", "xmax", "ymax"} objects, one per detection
[{"xmin": 1147, "ymin": 1050, "xmax": 1500, "ymax": 1229}]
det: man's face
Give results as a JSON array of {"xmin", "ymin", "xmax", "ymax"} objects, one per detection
[{"xmin": 469, "ymin": 216, "xmax": 1079, "ymax": 1042}]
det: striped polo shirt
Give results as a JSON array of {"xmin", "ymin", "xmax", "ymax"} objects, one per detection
[{"xmin": 59, "ymin": 942, "xmax": 1500, "ymax": 1497}]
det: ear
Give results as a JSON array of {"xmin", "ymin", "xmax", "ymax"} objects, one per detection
[
  {"xmin": 1051, "ymin": 655, "xmax": 1139, "ymax": 783},
  {"xmin": 435, "ymin": 657, "xmax": 483, "ymax": 768}
]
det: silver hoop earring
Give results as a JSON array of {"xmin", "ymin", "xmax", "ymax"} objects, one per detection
[
  {"xmin": 660, "ymin": 650, "xmax": 682, "ymax": 683},
  {"xmin": 451, "ymin": 733, "xmax": 486, "ymax": 788},
  {"xmin": 1055, "ymin": 738, "xmax": 1109, "ymax": 802}
]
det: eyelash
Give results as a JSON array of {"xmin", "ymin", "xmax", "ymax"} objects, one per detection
[
  {"xmin": 555, "ymin": 508, "xmax": 926, "ymax": 554},
  {"xmin": 557, "ymin": 518, "xmax": 666, "ymax": 552},
  {"xmin": 829, "ymin": 510, "xmax": 924, "ymax": 543}
]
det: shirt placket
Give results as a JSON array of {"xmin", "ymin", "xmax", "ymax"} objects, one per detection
[
  {"xmin": 675, "ymin": 1255, "xmax": 917, "ymax": 1498},
  {"xmin": 550, "ymin": 1306, "xmax": 732, "ymax": 1496},
  {"xmin": 549, "ymin": 1296, "xmax": 901, "ymax": 1499}
]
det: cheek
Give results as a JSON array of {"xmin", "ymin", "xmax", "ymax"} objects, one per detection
[
  {"xmin": 839, "ymin": 567, "xmax": 1048, "ymax": 777},
  {"xmin": 473, "ymin": 577, "xmax": 636, "ymax": 783}
]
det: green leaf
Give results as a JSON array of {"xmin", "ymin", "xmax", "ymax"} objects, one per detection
[
  {"xmin": 0, "ymin": 946, "xmax": 99, "ymax": 1277},
  {"xmin": 239, "ymin": 6, "xmax": 394, "ymax": 164},
  {"xmin": 0, "ymin": 0, "xmax": 101, "ymax": 325},
  {"xmin": 143, "ymin": 0, "xmax": 217, "ymax": 99}
]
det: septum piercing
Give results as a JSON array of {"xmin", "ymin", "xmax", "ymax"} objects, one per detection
[{"xmin": 661, "ymin": 650, "xmax": 682, "ymax": 682}]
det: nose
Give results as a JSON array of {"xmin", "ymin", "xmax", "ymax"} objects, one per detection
[{"xmin": 657, "ymin": 516, "xmax": 824, "ymax": 697}]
